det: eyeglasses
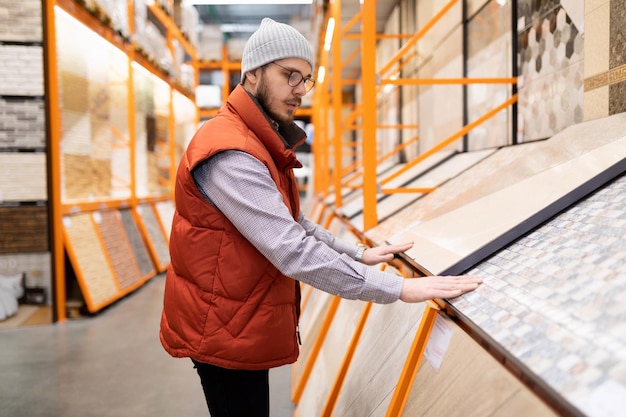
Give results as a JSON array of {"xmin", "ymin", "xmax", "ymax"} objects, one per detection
[{"xmin": 269, "ymin": 61, "xmax": 316, "ymax": 92}]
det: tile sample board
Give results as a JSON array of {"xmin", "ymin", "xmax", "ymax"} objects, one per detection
[
  {"xmin": 451, "ymin": 173, "xmax": 626, "ymax": 417},
  {"xmin": 136, "ymin": 203, "xmax": 170, "ymax": 271},
  {"xmin": 350, "ymin": 149, "xmax": 496, "ymax": 231},
  {"xmin": 339, "ymin": 151, "xmax": 454, "ymax": 220},
  {"xmin": 366, "ymin": 141, "xmax": 544, "ymax": 245},
  {"xmin": 332, "ymin": 300, "xmax": 426, "ymax": 417},
  {"xmin": 293, "ymin": 290, "xmax": 335, "ymax": 389},
  {"xmin": 119, "ymin": 209, "xmax": 155, "ymax": 278},
  {"xmin": 0, "ymin": 206, "xmax": 48, "ymax": 253},
  {"xmin": 94, "ymin": 210, "xmax": 142, "ymax": 290},
  {"xmin": 63, "ymin": 213, "xmax": 119, "ymax": 311},
  {"xmin": 404, "ymin": 314, "xmax": 558, "ymax": 417},
  {"xmin": 296, "ymin": 297, "xmax": 365, "ymax": 417},
  {"xmin": 389, "ymin": 114, "xmax": 626, "ymax": 275}
]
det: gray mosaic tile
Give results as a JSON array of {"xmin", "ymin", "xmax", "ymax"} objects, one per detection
[
  {"xmin": 518, "ymin": 5, "xmax": 584, "ymax": 142},
  {"xmin": 451, "ymin": 174, "xmax": 626, "ymax": 417},
  {"xmin": 137, "ymin": 203, "xmax": 170, "ymax": 270}
]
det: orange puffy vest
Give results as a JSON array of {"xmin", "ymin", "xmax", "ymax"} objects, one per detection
[{"xmin": 159, "ymin": 85, "xmax": 305, "ymax": 370}]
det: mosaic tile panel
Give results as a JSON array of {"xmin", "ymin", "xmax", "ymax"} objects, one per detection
[
  {"xmin": 389, "ymin": 114, "xmax": 626, "ymax": 275},
  {"xmin": 137, "ymin": 204, "xmax": 170, "ymax": 270},
  {"xmin": 0, "ymin": 0, "xmax": 42, "ymax": 42},
  {"xmin": 94, "ymin": 210, "xmax": 142, "ymax": 290},
  {"xmin": 518, "ymin": 5, "xmax": 584, "ymax": 142},
  {"xmin": 451, "ymin": 173, "xmax": 626, "ymax": 417},
  {"xmin": 63, "ymin": 213, "xmax": 119, "ymax": 310},
  {"xmin": 0, "ymin": 98, "xmax": 46, "ymax": 149},
  {"xmin": 0, "ymin": 45, "xmax": 43, "ymax": 96},
  {"xmin": 0, "ymin": 206, "xmax": 48, "ymax": 254},
  {"xmin": 119, "ymin": 209, "xmax": 154, "ymax": 278},
  {"xmin": 0, "ymin": 153, "xmax": 47, "ymax": 202}
]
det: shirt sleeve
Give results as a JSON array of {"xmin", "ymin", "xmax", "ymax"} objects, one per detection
[
  {"xmin": 297, "ymin": 214, "xmax": 358, "ymax": 257},
  {"xmin": 192, "ymin": 150, "xmax": 403, "ymax": 304}
]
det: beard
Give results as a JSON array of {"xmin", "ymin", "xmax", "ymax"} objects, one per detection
[{"xmin": 256, "ymin": 75, "xmax": 300, "ymax": 126}]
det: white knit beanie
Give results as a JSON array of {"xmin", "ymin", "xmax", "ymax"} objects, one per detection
[{"xmin": 241, "ymin": 18, "xmax": 314, "ymax": 81}]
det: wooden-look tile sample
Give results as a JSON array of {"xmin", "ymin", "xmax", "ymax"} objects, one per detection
[
  {"xmin": 119, "ymin": 209, "xmax": 154, "ymax": 278},
  {"xmin": 451, "ymin": 173, "xmax": 626, "ymax": 417},
  {"xmin": 293, "ymin": 290, "xmax": 334, "ymax": 387},
  {"xmin": 366, "ymin": 141, "xmax": 544, "ymax": 245},
  {"xmin": 332, "ymin": 301, "xmax": 426, "ymax": 416},
  {"xmin": 0, "ymin": 206, "xmax": 48, "ymax": 253},
  {"xmin": 137, "ymin": 204, "xmax": 170, "ymax": 270},
  {"xmin": 94, "ymin": 210, "xmax": 142, "ymax": 290},
  {"xmin": 389, "ymin": 114, "xmax": 626, "ymax": 275},
  {"xmin": 63, "ymin": 213, "xmax": 118, "ymax": 310},
  {"xmin": 0, "ymin": 153, "xmax": 47, "ymax": 202},
  {"xmin": 404, "ymin": 314, "xmax": 557, "ymax": 417},
  {"xmin": 297, "ymin": 298, "xmax": 365, "ymax": 417}
]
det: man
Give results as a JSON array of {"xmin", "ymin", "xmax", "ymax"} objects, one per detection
[{"xmin": 160, "ymin": 18, "xmax": 481, "ymax": 417}]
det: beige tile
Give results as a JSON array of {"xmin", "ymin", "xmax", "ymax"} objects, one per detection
[
  {"xmin": 584, "ymin": 85, "xmax": 610, "ymax": 120},
  {"xmin": 389, "ymin": 115, "xmax": 626, "ymax": 275},
  {"xmin": 585, "ymin": 0, "xmax": 611, "ymax": 15},
  {"xmin": 584, "ymin": 3, "xmax": 611, "ymax": 77}
]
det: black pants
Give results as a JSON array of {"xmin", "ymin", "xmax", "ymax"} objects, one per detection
[{"xmin": 192, "ymin": 359, "xmax": 270, "ymax": 417}]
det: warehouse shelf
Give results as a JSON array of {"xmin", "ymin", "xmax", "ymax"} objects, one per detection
[{"xmin": 41, "ymin": 0, "xmax": 199, "ymax": 320}]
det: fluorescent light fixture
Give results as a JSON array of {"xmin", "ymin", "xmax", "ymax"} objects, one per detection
[
  {"xmin": 186, "ymin": 0, "xmax": 313, "ymax": 5},
  {"xmin": 220, "ymin": 23, "xmax": 259, "ymax": 33},
  {"xmin": 324, "ymin": 17, "xmax": 335, "ymax": 51},
  {"xmin": 317, "ymin": 66, "xmax": 326, "ymax": 83}
]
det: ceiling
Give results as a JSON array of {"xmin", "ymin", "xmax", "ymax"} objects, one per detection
[{"xmin": 192, "ymin": 0, "xmax": 400, "ymax": 87}]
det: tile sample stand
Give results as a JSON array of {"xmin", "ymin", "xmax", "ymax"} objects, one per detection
[{"xmin": 390, "ymin": 114, "xmax": 626, "ymax": 275}]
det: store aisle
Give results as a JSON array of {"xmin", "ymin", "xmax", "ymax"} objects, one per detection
[{"xmin": 0, "ymin": 274, "xmax": 295, "ymax": 417}]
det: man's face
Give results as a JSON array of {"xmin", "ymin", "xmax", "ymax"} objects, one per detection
[{"xmin": 255, "ymin": 58, "xmax": 312, "ymax": 126}]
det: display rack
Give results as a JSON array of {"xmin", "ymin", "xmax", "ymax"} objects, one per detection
[
  {"xmin": 42, "ymin": 0, "xmax": 198, "ymax": 319},
  {"xmin": 294, "ymin": 1, "xmax": 625, "ymax": 417},
  {"xmin": 0, "ymin": 0, "xmax": 52, "ymax": 320}
]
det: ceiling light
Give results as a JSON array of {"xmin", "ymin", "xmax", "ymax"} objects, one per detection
[
  {"xmin": 185, "ymin": 0, "xmax": 313, "ymax": 5},
  {"xmin": 324, "ymin": 17, "xmax": 335, "ymax": 51}
]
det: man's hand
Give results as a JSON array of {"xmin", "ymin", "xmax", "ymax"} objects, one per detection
[
  {"xmin": 359, "ymin": 242, "xmax": 413, "ymax": 266},
  {"xmin": 399, "ymin": 275, "xmax": 482, "ymax": 303}
]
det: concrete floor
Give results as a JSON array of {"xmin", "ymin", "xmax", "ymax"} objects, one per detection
[{"xmin": 0, "ymin": 274, "xmax": 295, "ymax": 417}]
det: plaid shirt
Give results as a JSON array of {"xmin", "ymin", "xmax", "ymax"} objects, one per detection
[{"xmin": 193, "ymin": 150, "xmax": 403, "ymax": 304}]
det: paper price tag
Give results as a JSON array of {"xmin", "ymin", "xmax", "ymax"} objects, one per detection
[{"xmin": 424, "ymin": 314, "xmax": 453, "ymax": 371}]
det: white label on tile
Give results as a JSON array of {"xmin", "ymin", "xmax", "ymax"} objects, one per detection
[
  {"xmin": 424, "ymin": 314, "xmax": 453, "ymax": 371},
  {"xmin": 577, "ymin": 379, "xmax": 626, "ymax": 417}
]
